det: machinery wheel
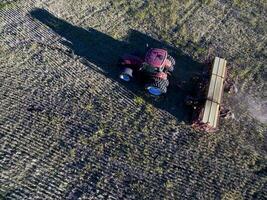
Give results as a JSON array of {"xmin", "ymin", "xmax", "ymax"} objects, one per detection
[
  {"xmin": 119, "ymin": 67, "xmax": 133, "ymax": 82},
  {"xmin": 146, "ymin": 78, "xmax": 169, "ymax": 96},
  {"xmin": 167, "ymin": 55, "xmax": 175, "ymax": 72}
]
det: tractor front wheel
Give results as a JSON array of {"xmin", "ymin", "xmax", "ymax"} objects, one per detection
[
  {"xmin": 146, "ymin": 78, "xmax": 169, "ymax": 96},
  {"xmin": 119, "ymin": 67, "xmax": 133, "ymax": 82}
]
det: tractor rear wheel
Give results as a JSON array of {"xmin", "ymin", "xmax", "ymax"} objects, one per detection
[
  {"xmin": 146, "ymin": 78, "xmax": 169, "ymax": 96},
  {"xmin": 167, "ymin": 55, "xmax": 175, "ymax": 72}
]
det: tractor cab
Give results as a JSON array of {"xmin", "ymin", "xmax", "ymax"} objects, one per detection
[{"xmin": 145, "ymin": 48, "xmax": 168, "ymax": 68}]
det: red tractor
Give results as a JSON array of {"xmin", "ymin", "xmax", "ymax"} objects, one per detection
[{"xmin": 118, "ymin": 48, "xmax": 175, "ymax": 96}]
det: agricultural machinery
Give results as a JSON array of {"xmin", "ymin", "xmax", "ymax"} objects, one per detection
[
  {"xmin": 118, "ymin": 48, "xmax": 175, "ymax": 96},
  {"xmin": 118, "ymin": 48, "xmax": 230, "ymax": 132},
  {"xmin": 187, "ymin": 57, "xmax": 228, "ymax": 132}
]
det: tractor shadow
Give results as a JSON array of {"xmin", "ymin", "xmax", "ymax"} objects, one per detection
[{"xmin": 30, "ymin": 8, "xmax": 204, "ymax": 122}]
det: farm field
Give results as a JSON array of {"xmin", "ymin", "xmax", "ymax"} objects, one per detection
[{"xmin": 0, "ymin": 0, "xmax": 266, "ymax": 199}]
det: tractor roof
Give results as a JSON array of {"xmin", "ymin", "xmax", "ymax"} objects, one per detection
[{"xmin": 145, "ymin": 48, "xmax": 167, "ymax": 68}]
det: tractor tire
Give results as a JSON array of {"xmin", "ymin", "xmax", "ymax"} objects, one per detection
[
  {"xmin": 167, "ymin": 55, "xmax": 175, "ymax": 72},
  {"xmin": 119, "ymin": 67, "xmax": 133, "ymax": 82},
  {"xmin": 146, "ymin": 77, "xmax": 169, "ymax": 96}
]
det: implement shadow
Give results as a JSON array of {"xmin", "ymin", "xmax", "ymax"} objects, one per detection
[{"xmin": 30, "ymin": 8, "xmax": 204, "ymax": 122}]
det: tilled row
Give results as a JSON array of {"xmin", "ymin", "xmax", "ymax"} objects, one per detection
[{"xmin": 1, "ymin": 2, "xmax": 265, "ymax": 199}]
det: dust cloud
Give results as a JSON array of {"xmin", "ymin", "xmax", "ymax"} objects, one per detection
[{"xmin": 247, "ymin": 96, "xmax": 267, "ymax": 124}]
